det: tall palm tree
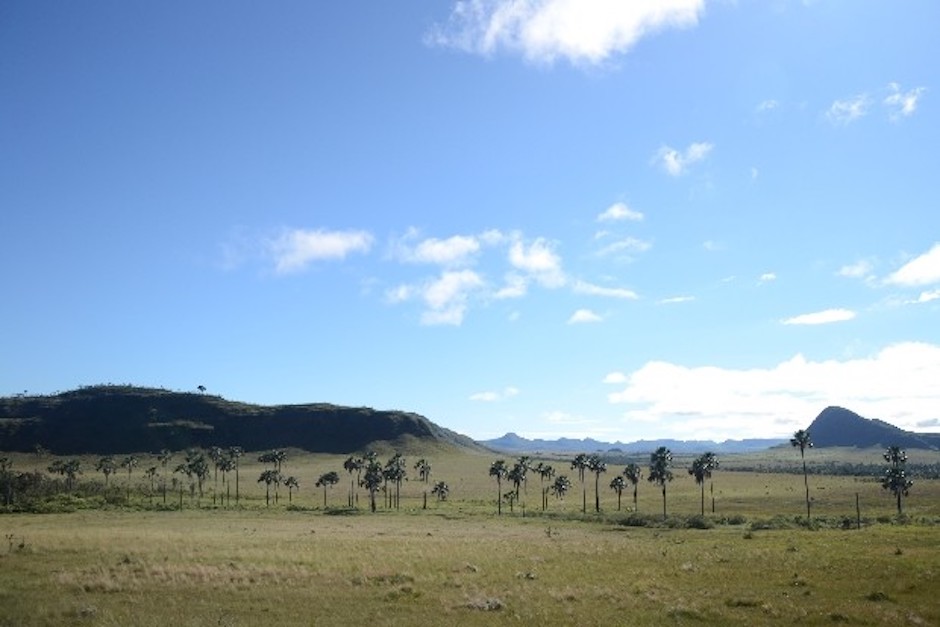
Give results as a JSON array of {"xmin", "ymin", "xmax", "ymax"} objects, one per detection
[
  {"xmin": 489, "ymin": 460, "xmax": 508, "ymax": 515},
  {"xmin": 570, "ymin": 453, "xmax": 590, "ymax": 514},
  {"xmin": 647, "ymin": 447, "xmax": 673, "ymax": 520},
  {"xmin": 790, "ymin": 429, "xmax": 813, "ymax": 521},
  {"xmin": 588, "ymin": 454, "xmax": 607, "ymax": 513},
  {"xmin": 316, "ymin": 471, "xmax": 340, "ymax": 507},
  {"xmin": 703, "ymin": 452, "xmax": 719, "ymax": 513},
  {"xmin": 882, "ymin": 446, "xmax": 914, "ymax": 515},
  {"xmin": 120, "ymin": 455, "xmax": 138, "ymax": 501},
  {"xmin": 508, "ymin": 461, "xmax": 528, "ymax": 516},
  {"xmin": 96, "ymin": 455, "xmax": 117, "ymax": 488},
  {"xmin": 208, "ymin": 447, "xmax": 224, "ymax": 505},
  {"xmin": 283, "ymin": 475, "xmax": 300, "ymax": 503},
  {"xmin": 144, "ymin": 466, "xmax": 158, "ymax": 504},
  {"xmin": 258, "ymin": 469, "xmax": 279, "ymax": 507},
  {"xmin": 361, "ymin": 459, "xmax": 384, "ymax": 512},
  {"xmin": 622, "ymin": 463, "xmax": 642, "ymax": 512},
  {"xmin": 227, "ymin": 447, "xmax": 243, "ymax": 506},
  {"xmin": 609, "ymin": 475, "xmax": 626, "ymax": 511},
  {"xmin": 414, "ymin": 458, "xmax": 432, "ymax": 509},
  {"xmin": 218, "ymin": 456, "xmax": 236, "ymax": 507},
  {"xmin": 536, "ymin": 463, "xmax": 555, "ymax": 511},
  {"xmin": 183, "ymin": 449, "xmax": 209, "ymax": 502},
  {"xmin": 384, "ymin": 454, "xmax": 407, "ymax": 510},
  {"xmin": 343, "ymin": 456, "xmax": 363, "ymax": 507},
  {"xmin": 688, "ymin": 455, "xmax": 712, "ymax": 516},
  {"xmin": 157, "ymin": 449, "xmax": 173, "ymax": 505}
]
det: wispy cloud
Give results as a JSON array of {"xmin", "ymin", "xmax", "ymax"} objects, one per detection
[
  {"xmin": 910, "ymin": 289, "xmax": 940, "ymax": 305},
  {"xmin": 826, "ymin": 93, "xmax": 870, "ymax": 126},
  {"xmin": 268, "ymin": 228, "xmax": 373, "ymax": 274},
  {"xmin": 597, "ymin": 201, "xmax": 643, "ymax": 222},
  {"xmin": 756, "ymin": 99, "xmax": 778, "ymax": 112},
  {"xmin": 658, "ymin": 295, "xmax": 695, "ymax": 304},
  {"xmin": 758, "ymin": 272, "xmax": 776, "ymax": 284},
  {"xmin": 602, "ymin": 371, "xmax": 628, "ymax": 384},
  {"xmin": 568, "ymin": 308, "xmax": 602, "ymax": 324},
  {"xmin": 884, "ymin": 82, "xmax": 926, "ymax": 121},
  {"xmin": 573, "ymin": 280, "xmax": 638, "ymax": 299},
  {"xmin": 654, "ymin": 142, "xmax": 713, "ymax": 176},
  {"xmin": 608, "ymin": 342, "xmax": 940, "ymax": 439},
  {"xmin": 782, "ymin": 308, "xmax": 856, "ymax": 325},
  {"xmin": 388, "ymin": 270, "xmax": 485, "ymax": 326},
  {"xmin": 470, "ymin": 386, "xmax": 520, "ymax": 402},
  {"xmin": 392, "ymin": 230, "xmax": 483, "ymax": 266},
  {"xmin": 595, "ymin": 236, "xmax": 652, "ymax": 258},
  {"xmin": 427, "ymin": 0, "xmax": 705, "ymax": 66},
  {"xmin": 838, "ymin": 259, "xmax": 875, "ymax": 280},
  {"xmin": 885, "ymin": 243, "xmax": 940, "ymax": 287}
]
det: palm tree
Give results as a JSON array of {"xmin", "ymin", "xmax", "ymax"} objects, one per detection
[
  {"xmin": 258, "ymin": 469, "xmax": 279, "ymax": 507},
  {"xmin": 49, "ymin": 459, "xmax": 82, "ymax": 493},
  {"xmin": 503, "ymin": 489, "xmax": 518, "ymax": 514},
  {"xmin": 342, "ymin": 456, "xmax": 362, "ymax": 507},
  {"xmin": 96, "ymin": 455, "xmax": 117, "ymax": 488},
  {"xmin": 570, "ymin": 453, "xmax": 590, "ymax": 513},
  {"xmin": 385, "ymin": 454, "xmax": 407, "ymax": 510},
  {"xmin": 536, "ymin": 463, "xmax": 555, "ymax": 511},
  {"xmin": 588, "ymin": 454, "xmax": 607, "ymax": 513},
  {"xmin": 157, "ymin": 449, "xmax": 173, "ymax": 505},
  {"xmin": 283, "ymin": 476, "xmax": 299, "ymax": 503},
  {"xmin": 218, "ymin": 456, "xmax": 236, "ymax": 507},
  {"xmin": 227, "ymin": 447, "xmax": 243, "ymax": 506},
  {"xmin": 431, "ymin": 481, "xmax": 449, "ymax": 502},
  {"xmin": 414, "ymin": 458, "xmax": 432, "ymax": 509},
  {"xmin": 315, "ymin": 471, "xmax": 340, "ymax": 507},
  {"xmin": 703, "ymin": 452, "xmax": 719, "ymax": 513},
  {"xmin": 688, "ymin": 455, "xmax": 712, "ymax": 516},
  {"xmin": 361, "ymin": 459, "xmax": 384, "ymax": 513},
  {"xmin": 790, "ymin": 429, "xmax": 813, "ymax": 521},
  {"xmin": 648, "ymin": 447, "xmax": 673, "ymax": 520},
  {"xmin": 208, "ymin": 447, "xmax": 224, "ymax": 505},
  {"xmin": 144, "ymin": 466, "xmax": 158, "ymax": 504},
  {"xmin": 622, "ymin": 463, "xmax": 642, "ymax": 512},
  {"xmin": 508, "ymin": 461, "xmax": 528, "ymax": 516},
  {"xmin": 120, "ymin": 455, "xmax": 138, "ymax": 501},
  {"xmin": 197, "ymin": 385, "xmax": 206, "ymax": 394},
  {"xmin": 184, "ymin": 449, "xmax": 209, "ymax": 502},
  {"xmin": 609, "ymin": 475, "xmax": 626, "ymax": 511},
  {"xmin": 882, "ymin": 446, "xmax": 914, "ymax": 515},
  {"xmin": 489, "ymin": 460, "xmax": 508, "ymax": 515},
  {"xmin": 550, "ymin": 475, "xmax": 572, "ymax": 503}
]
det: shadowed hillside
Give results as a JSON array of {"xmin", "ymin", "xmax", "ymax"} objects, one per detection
[
  {"xmin": 806, "ymin": 406, "xmax": 940, "ymax": 450},
  {"xmin": 0, "ymin": 385, "xmax": 484, "ymax": 455}
]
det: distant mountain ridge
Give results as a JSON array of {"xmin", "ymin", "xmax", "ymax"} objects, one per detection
[
  {"xmin": 480, "ymin": 432, "xmax": 786, "ymax": 455},
  {"xmin": 807, "ymin": 406, "xmax": 940, "ymax": 450},
  {"xmin": 0, "ymin": 385, "xmax": 483, "ymax": 455}
]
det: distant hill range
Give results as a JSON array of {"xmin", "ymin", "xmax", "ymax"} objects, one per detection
[
  {"xmin": 0, "ymin": 385, "xmax": 483, "ymax": 455},
  {"xmin": 482, "ymin": 406, "xmax": 940, "ymax": 455},
  {"xmin": 806, "ymin": 406, "xmax": 940, "ymax": 450},
  {"xmin": 481, "ymin": 433, "xmax": 787, "ymax": 455}
]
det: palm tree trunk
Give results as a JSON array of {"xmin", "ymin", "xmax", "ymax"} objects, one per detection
[
  {"xmin": 662, "ymin": 485, "xmax": 667, "ymax": 520},
  {"xmin": 595, "ymin": 474, "xmax": 600, "ymax": 513},
  {"xmin": 700, "ymin": 482, "xmax": 705, "ymax": 516},
  {"xmin": 802, "ymin": 455, "xmax": 810, "ymax": 520}
]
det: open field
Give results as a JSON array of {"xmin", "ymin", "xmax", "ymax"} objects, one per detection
[{"xmin": 2, "ymin": 448, "xmax": 940, "ymax": 625}]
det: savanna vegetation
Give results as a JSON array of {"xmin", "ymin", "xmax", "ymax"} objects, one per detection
[{"xmin": 2, "ymin": 437, "xmax": 940, "ymax": 626}]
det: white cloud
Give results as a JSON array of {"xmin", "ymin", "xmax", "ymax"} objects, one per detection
[
  {"xmin": 603, "ymin": 371, "xmax": 628, "ymax": 384},
  {"xmin": 408, "ymin": 235, "xmax": 481, "ymax": 265},
  {"xmin": 702, "ymin": 240, "xmax": 723, "ymax": 252},
  {"xmin": 470, "ymin": 386, "xmax": 520, "ymax": 402},
  {"xmin": 568, "ymin": 308, "xmax": 602, "ymax": 324},
  {"xmin": 597, "ymin": 201, "xmax": 643, "ymax": 222},
  {"xmin": 884, "ymin": 82, "xmax": 926, "ymax": 120},
  {"xmin": 658, "ymin": 295, "xmax": 695, "ymax": 304},
  {"xmin": 572, "ymin": 280, "xmax": 638, "ymax": 299},
  {"xmin": 654, "ymin": 141, "xmax": 713, "ymax": 176},
  {"xmin": 838, "ymin": 259, "xmax": 875, "ymax": 280},
  {"xmin": 912, "ymin": 289, "xmax": 940, "ymax": 304},
  {"xmin": 782, "ymin": 308, "xmax": 856, "ymax": 326},
  {"xmin": 759, "ymin": 272, "xmax": 776, "ymax": 284},
  {"xmin": 268, "ymin": 228, "xmax": 373, "ymax": 274},
  {"xmin": 493, "ymin": 272, "xmax": 528, "ymax": 299},
  {"xmin": 508, "ymin": 237, "xmax": 566, "ymax": 287},
  {"xmin": 608, "ymin": 342, "xmax": 940, "ymax": 438},
  {"xmin": 756, "ymin": 99, "xmax": 778, "ymax": 112},
  {"xmin": 885, "ymin": 243, "xmax": 940, "ymax": 287},
  {"xmin": 596, "ymin": 237, "xmax": 652, "ymax": 257},
  {"xmin": 428, "ymin": 0, "xmax": 705, "ymax": 66},
  {"xmin": 826, "ymin": 94, "xmax": 870, "ymax": 126}
]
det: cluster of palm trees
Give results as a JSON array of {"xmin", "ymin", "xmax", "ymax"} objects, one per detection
[{"xmin": 341, "ymin": 452, "xmax": 449, "ymax": 513}]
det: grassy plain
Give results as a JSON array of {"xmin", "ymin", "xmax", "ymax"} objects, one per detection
[{"xmin": 2, "ymin": 448, "xmax": 939, "ymax": 626}]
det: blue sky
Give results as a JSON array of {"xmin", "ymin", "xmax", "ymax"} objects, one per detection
[{"xmin": 3, "ymin": 1, "xmax": 939, "ymax": 442}]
